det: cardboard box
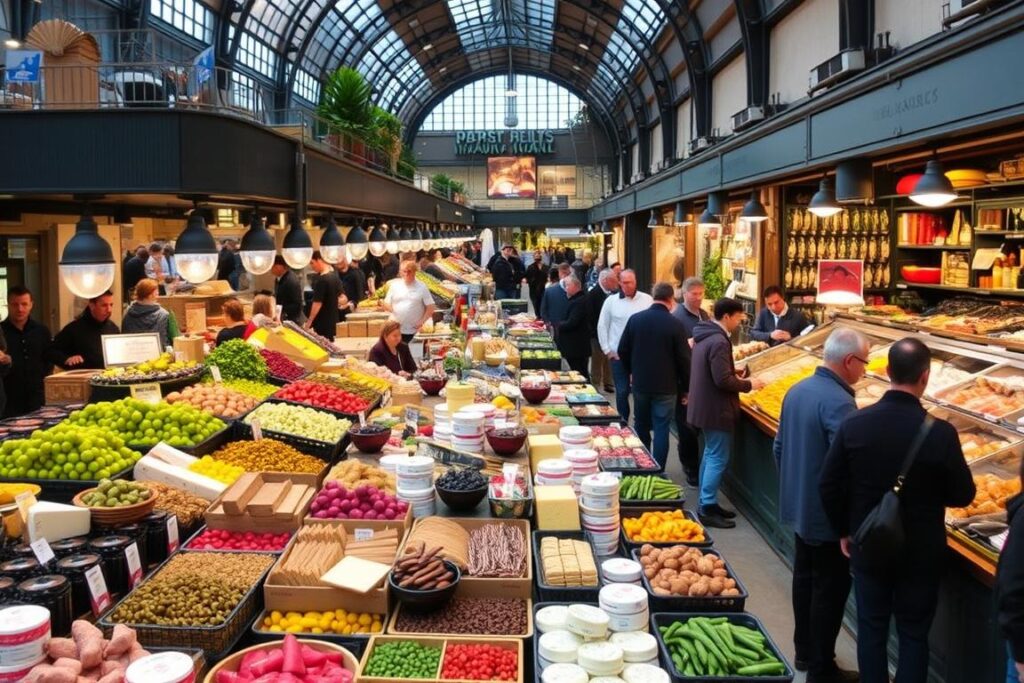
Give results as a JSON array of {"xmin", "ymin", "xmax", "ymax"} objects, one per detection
[
  {"xmin": 348, "ymin": 320, "xmax": 368, "ymax": 337},
  {"xmin": 399, "ymin": 517, "xmax": 533, "ymax": 599},
  {"xmin": 44, "ymin": 370, "xmax": 94, "ymax": 405},
  {"xmin": 172, "ymin": 335, "xmax": 205, "ymax": 363},
  {"xmin": 358, "ymin": 636, "xmax": 524, "ymax": 683},
  {"xmin": 335, "ymin": 322, "xmax": 351, "ymax": 338},
  {"xmin": 367, "ymin": 320, "xmax": 384, "ymax": 338},
  {"xmin": 205, "ymin": 473, "xmax": 319, "ymax": 533}
]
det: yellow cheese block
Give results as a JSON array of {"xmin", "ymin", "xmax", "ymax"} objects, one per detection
[
  {"xmin": 528, "ymin": 434, "xmax": 564, "ymax": 471},
  {"xmin": 535, "ymin": 485, "xmax": 581, "ymax": 531}
]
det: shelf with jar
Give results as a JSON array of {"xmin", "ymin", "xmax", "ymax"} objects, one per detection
[{"xmin": 782, "ymin": 205, "xmax": 892, "ymax": 292}]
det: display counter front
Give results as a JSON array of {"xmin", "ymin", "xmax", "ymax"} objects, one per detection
[{"xmin": 725, "ymin": 315, "xmax": 1016, "ymax": 683}]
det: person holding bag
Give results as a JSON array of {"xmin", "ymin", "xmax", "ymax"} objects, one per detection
[{"xmin": 819, "ymin": 337, "xmax": 975, "ymax": 683}]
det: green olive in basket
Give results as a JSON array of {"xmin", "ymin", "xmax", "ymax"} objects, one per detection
[{"xmin": 82, "ymin": 479, "xmax": 152, "ymax": 507}]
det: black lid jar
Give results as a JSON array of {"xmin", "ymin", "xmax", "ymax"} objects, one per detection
[
  {"xmin": 87, "ymin": 535, "xmax": 131, "ymax": 598},
  {"xmin": 0, "ymin": 557, "xmax": 41, "ymax": 583},
  {"xmin": 8, "ymin": 543, "xmax": 35, "ymax": 560},
  {"xmin": 50, "ymin": 537, "xmax": 89, "ymax": 560},
  {"xmin": 112, "ymin": 523, "xmax": 147, "ymax": 570},
  {"xmin": 0, "ymin": 576, "xmax": 15, "ymax": 604},
  {"xmin": 56, "ymin": 553, "xmax": 102, "ymax": 618},
  {"xmin": 17, "ymin": 575, "xmax": 72, "ymax": 637},
  {"xmin": 142, "ymin": 510, "xmax": 170, "ymax": 567}
]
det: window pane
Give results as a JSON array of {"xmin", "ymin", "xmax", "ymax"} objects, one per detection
[{"xmin": 419, "ymin": 75, "xmax": 583, "ymax": 131}]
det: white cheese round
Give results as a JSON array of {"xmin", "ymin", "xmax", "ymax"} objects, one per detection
[
  {"xmin": 541, "ymin": 662, "xmax": 589, "ymax": 683},
  {"xmin": 622, "ymin": 663, "xmax": 671, "ymax": 683},
  {"xmin": 577, "ymin": 641, "xmax": 625, "ymax": 676},
  {"xmin": 536, "ymin": 605, "xmax": 571, "ymax": 633},
  {"xmin": 538, "ymin": 630, "xmax": 583, "ymax": 664},
  {"xmin": 600, "ymin": 583, "xmax": 649, "ymax": 614},
  {"xmin": 607, "ymin": 608, "xmax": 650, "ymax": 633},
  {"xmin": 590, "ymin": 677, "xmax": 627, "ymax": 683},
  {"xmin": 566, "ymin": 604, "xmax": 610, "ymax": 639},
  {"xmin": 601, "ymin": 558, "xmax": 643, "ymax": 584},
  {"xmin": 609, "ymin": 632, "xmax": 659, "ymax": 662}
]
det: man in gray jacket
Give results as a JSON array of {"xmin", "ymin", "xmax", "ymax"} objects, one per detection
[{"xmin": 773, "ymin": 327, "xmax": 867, "ymax": 683}]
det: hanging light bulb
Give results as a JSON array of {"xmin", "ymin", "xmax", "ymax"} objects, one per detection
[
  {"xmin": 281, "ymin": 214, "xmax": 314, "ymax": 269},
  {"xmin": 647, "ymin": 210, "xmax": 659, "ymax": 228},
  {"xmin": 411, "ymin": 223, "xmax": 424, "ymax": 251},
  {"xmin": 697, "ymin": 207, "xmax": 721, "ymax": 228},
  {"xmin": 239, "ymin": 210, "xmax": 276, "ymax": 274},
  {"xmin": 368, "ymin": 222, "xmax": 388, "ymax": 257},
  {"xmin": 910, "ymin": 159, "xmax": 958, "ymax": 208},
  {"xmin": 346, "ymin": 220, "xmax": 369, "ymax": 261},
  {"xmin": 59, "ymin": 209, "xmax": 116, "ymax": 299},
  {"xmin": 319, "ymin": 215, "xmax": 346, "ymax": 264},
  {"xmin": 740, "ymin": 189, "xmax": 769, "ymax": 223},
  {"xmin": 385, "ymin": 223, "xmax": 401, "ymax": 254},
  {"xmin": 175, "ymin": 210, "xmax": 220, "ymax": 284},
  {"xmin": 808, "ymin": 177, "xmax": 843, "ymax": 217},
  {"xmin": 399, "ymin": 224, "xmax": 415, "ymax": 253},
  {"xmin": 423, "ymin": 224, "xmax": 436, "ymax": 250}
]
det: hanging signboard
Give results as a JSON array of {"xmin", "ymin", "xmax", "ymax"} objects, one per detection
[
  {"xmin": 5, "ymin": 50, "xmax": 42, "ymax": 84},
  {"xmin": 455, "ymin": 130, "xmax": 555, "ymax": 156}
]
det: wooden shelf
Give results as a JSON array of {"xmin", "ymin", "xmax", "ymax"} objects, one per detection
[
  {"xmin": 896, "ymin": 244, "xmax": 970, "ymax": 250},
  {"xmin": 895, "ymin": 281, "xmax": 1024, "ymax": 296},
  {"xmin": 975, "ymin": 230, "xmax": 1024, "ymax": 237},
  {"xmin": 893, "ymin": 201, "xmax": 973, "ymax": 212}
]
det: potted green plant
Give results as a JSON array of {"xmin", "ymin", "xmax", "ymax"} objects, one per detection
[
  {"xmin": 317, "ymin": 67, "xmax": 373, "ymax": 161},
  {"xmin": 370, "ymin": 106, "xmax": 403, "ymax": 173}
]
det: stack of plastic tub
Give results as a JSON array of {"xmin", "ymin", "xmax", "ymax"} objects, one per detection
[
  {"xmin": 535, "ymin": 459, "xmax": 573, "ymax": 487},
  {"xmin": 580, "ymin": 472, "xmax": 620, "ymax": 556},
  {"xmin": 564, "ymin": 449, "xmax": 599, "ymax": 493},
  {"xmin": 433, "ymin": 403, "xmax": 451, "ymax": 445},
  {"xmin": 451, "ymin": 408, "xmax": 485, "ymax": 453},
  {"xmin": 601, "ymin": 558, "xmax": 643, "ymax": 587},
  {"xmin": 559, "ymin": 425, "xmax": 593, "ymax": 451},
  {"xmin": 396, "ymin": 455, "xmax": 435, "ymax": 518},
  {"xmin": 599, "ymin": 583, "xmax": 650, "ymax": 634}
]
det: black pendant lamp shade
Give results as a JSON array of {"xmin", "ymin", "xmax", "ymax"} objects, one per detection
[
  {"xmin": 740, "ymin": 190, "xmax": 768, "ymax": 223},
  {"xmin": 281, "ymin": 214, "xmax": 313, "ymax": 269},
  {"xmin": 385, "ymin": 223, "xmax": 401, "ymax": 254},
  {"xmin": 809, "ymin": 177, "xmax": 842, "ymax": 217},
  {"xmin": 697, "ymin": 207, "xmax": 721, "ymax": 228},
  {"xmin": 368, "ymin": 222, "xmax": 388, "ymax": 257},
  {"xmin": 239, "ymin": 210, "xmax": 276, "ymax": 275},
  {"xmin": 910, "ymin": 159, "xmax": 957, "ymax": 208},
  {"xmin": 673, "ymin": 201, "xmax": 690, "ymax": 227},
  {"xmin": 175, "ymin": 211, "xmax": 220, "ymax": 283},
  {"xmin": 346, "ymin": 220, "xmax": 369, "ymax": 260},
  {"xmin": 706, "ymin": 191, "xmax": 727, "ymax": 217},
  {"xmin": 647, "ymin": 209, "xmax": 658, "ymax": 228},
  {"xmin": 319, "ymin": 215, "xmax": 346, "ymax": 264},
  {"xmin": 59, "ymin": 210, "xmax": 116, "ymax": 299}
]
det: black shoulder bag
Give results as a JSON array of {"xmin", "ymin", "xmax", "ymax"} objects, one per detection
[{"xmin": 850, "ymin": 415, "xmax": 935, "ymax": 567}]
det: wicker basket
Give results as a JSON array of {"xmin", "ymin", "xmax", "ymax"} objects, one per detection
[{"xmin": 72, "ymin": 486, "xmax": 158, "ymax": 525}]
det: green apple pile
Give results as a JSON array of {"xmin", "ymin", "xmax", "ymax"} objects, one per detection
[
  {"xmin": 522, "ymin": 349, "xmax": 561, "ymax": 360},
  {"xmin": 64, "ymin": 398, "xmax": 226, "ymax": 449},
  {"xmin": 0, "ymin": 423, "xmax": 141, "ymax": 480}
]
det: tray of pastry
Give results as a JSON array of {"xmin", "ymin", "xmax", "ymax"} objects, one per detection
[
  {"xmin": 947, "ymin": 449, "xmax": 1022, "ymax": 525},
  {"xmin": 933, "ymin": 365, "xmax": 1024, "ymax": 422},
  {"xmin": 927, "ymin": 405, "xmax": 1023, "ymax": 463},
  {"xmin": 853, "ymin": 377, "xmax": 888, "ymax": 409},
  {"xmin": 735, "ymin": 342, "xmax": 808, "ymax": 376}
]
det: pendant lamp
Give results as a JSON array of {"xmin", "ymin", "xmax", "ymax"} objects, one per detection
[
  {"xmin": 910, "ymin": 159, "xmax": 958, "ymax": 208},
  {"xmin": 175, "ymin": 210, "xmax": 220, "ymax": 283},
  {"xmin": 281, "ymin": 214, "xmax": 313, "ymax": 269},
  {"xmin": 59, "ymin": 209, "xmax": 116, "ymax": 299},
  {"xmin": 673, "ymin": 201, "xmax": 690, "ymax": 227},
  {"xmin": 368, "ymin": 222, "xmax": 388, "ymax": 257},
  {"xmin": 740, "ymin": 190, "xmax": 768, "ymax": 223},
  {"xmin": 647, "ymin": 210, "xmax": 658, "ymax": 228},
  {"xmin": 385, "ymin": 223, "xmax": 401, "ymax": 254},
  {"xmin": 319, "ymin": 215, "xmax": 346, "ymax": 264},
  {"xmin": 399, "ymin": 225, "xmax": 415, "ymax": 253},
  {"xmin": 697, "ymin": 208, "xmax": 721, "ymax": 228},
  {"xmin": 809, "ymin": 178, "xmax": 843, "ymax": 217},
  {"xmin": 239, "ymin": 210, "xmax": 276, "ymax": 274},
  {"xmin": 346, "ymin": 220, "xmax": 369, "ymax": 260}
]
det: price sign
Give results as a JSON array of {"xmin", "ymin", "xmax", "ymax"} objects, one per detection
[
  {"xmin": 130, "ymin": 383, "xmax": 162, "ymax": 405},
  {"xmin": 358, "ymin": 411, "xmax": 367, "ymax": 428},
  {"xmin": 434, "ymin": 359, "xmax": 445, "ymax": 375},
  {"xmin": 102, "ymin": 332, "xmax": 162, "ymax": 368},
  {"xmin": 166, "ymin": 516, "xmax": 179, "ymax": 554},
  {"xmin": 354, "ymin": 529, "xmax": 374, "ymax": 541},
  {"xmin": 405, "ymin": 406, "xmax": 420, "ymax": 434},
  {"xmin": 125, "ymin": 542, "xmax": 143, "ymax": 589},
  {"xmin": 85, "ymin": 565, "xmax": 111, "ymax": 616},
  {"xmin": 30, "ymin": 538, "xmax": 54, "ymax": 566},
  {"xmin": 381, "ymin": 390, "xmax": 392, "ymax": 407},
  {"xmin": 494, "ymin": 418, "xmax": 510, "ymax": 430},
  {"xmin": 209, "ymin": 365, "xmax": 222, "ymax": 383},
  {"xmin": 251, "ymin": 419, "xmax": 263, "ymax": 441}
]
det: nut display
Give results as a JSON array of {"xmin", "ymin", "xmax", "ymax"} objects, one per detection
[
  {"xmin": 79, "ymin": 479, "xmax": 153, "ymax": 508},
  {"xmin": 260, "ymin": 608, "xmax": 383, "ymax": 635},
  {"xmin": 622, "ymin": 510, "xmax": 706, "ymax": 544},
  {"xmin": 325, "ymin": 459, "xmax": 396, "ymax": 494},
  {"xmin": 243, "ymin": 402, "xmax": 352, "ymax": 443},
  {"xmin": 108, "ymin": 552, "xmax": 274, "ymax": 627},
  {"xmin": 393, "ymin": 541, "xmax": 457, "ymax": 590},
  {"xmin": 209, "ymin": 439, "xmax": 325, "ymax": 474},
  {"xmin": 0, "ymin": 423, "xmax": 140, "ymax": 480},
  {"xmin": 165, "ymin": 383, "xmax": 259, "ymax": 419},
  {"xmin": 140, "ymin": 480, "xmax": 208, "ymax": 529},
  {"xmin": 393, "ymin": 598, "xmax": 529, "ymax": 636},
  {"xmin": 364, "ymin": 641, "xmax": 442, "ymax": 679},
  {"xmin": 436, "ymin": 468, "xmax": 488, "ymax": 491},
  {"xmin": 639, "ymin": 545, "xmax": 740, "ymax": 597},
  {"xmin": 65, "ymin": 399, "xmax": 225, "ymax": 449}
]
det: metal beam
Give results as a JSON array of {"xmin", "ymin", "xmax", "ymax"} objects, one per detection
[{"xmin": 735, "ymin": 0, "xmax": 768, "ymax": 107}]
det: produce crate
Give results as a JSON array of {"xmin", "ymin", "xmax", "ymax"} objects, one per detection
[
  {"xmin": 630, "ymin": 547, "xmax": 747, "ymax": 612},
  {"xmin": 618, "ymin": 474, "xmax": 686, "ymax": 508},
  {"xmin": 385, "ymin": 593, "xmax": 534, "ymax": 639},
  {"xmin": 236, "ymin": 418, "xmax": 346, "ymax": 462},
  {"xmin": 0, "ymin": 464, "xmax": 136, "ymax": 504},
  {"xmin": 651, "ymin": 612, "xmax": 794, "ymax": 682},
  {"xmin": 179, "ymin": 421, "xmax": 236, "ymax": 457},
  {"xmin": 44, "ymin": 369, "xmax": 95, "ymax": 404},
  {"xmin": 266, "ymin": 370, "xmax": 311, "ymax": 387},
  {"xmin": 620, "ymin": 507, "xmax": 713, "ymax": 550},
  {"xmin": 98, "ymin": 551, "xmax": 275, "ymax": 661},
  {"xmin": 530, "ymin": 530, "xmax": 601, "ymax": 603},
  {"xmin": 358, "ymin": 635, "xmax": 524, "ymax": 683}
]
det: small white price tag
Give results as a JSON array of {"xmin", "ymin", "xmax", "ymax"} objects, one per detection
[
  {"xmin": 405, "ymin": 406, "xmax": 420, "ymax": 433},
  {"xmin": 251, "ymin": 419, "xmax": 263, "ymax": 441},
  {"xmin": 991, "ymin": 530, "xmax": 1009, "ymax": 551},
  {"xmin": 129, "ymin": 383, "xmax": 162, "ymax": 405},
  {"xmin": 354, "ymin": 528, "xmax": 374, "ymax": 541},
  {"xmin": 125, "ymin": 542, "xmax": 143, "ymax": 589},
  {"xmin": 210, "ymin": 365, "xmax": 222, "ymax": 383},
  {"xmin": 166, "ymin": 516, "xmax": 179, "ymax": 554},
  {"xmin": 30, "ymin": 538, "xmax": 54, "ymax": 566},
  {"xmin": 85, "ymin": 565, "xmax": 111, "ymax": 616},
  {"xmin": 358, "ymin": 411, "xmax": 367, "ymax": 428}
]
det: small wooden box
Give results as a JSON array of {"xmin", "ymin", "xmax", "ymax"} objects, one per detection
[
  {"xmin": 44, "ymin": 370, "xmax": 94, "ymax": 405},
  {"xmin": 336, "ymin": 322, "xmax": 351, "ymax": 338},
  {"xmin": 205, "ymin": 473, "xmax": 318, "ymax": 533},
  {"xmin": 357, "ymin": 636, "xmax": 524, "ymax": 683},
  {"xmin": 367, "ymin": 320, "xmax": 384, "ymax": 338},
  {"xmin": 173, "ymin": 335, "xmax": 205, "ymax": 363},
  {"xmin": 348, "ymin": 320, "xmax": 368, "ymax": 337}
]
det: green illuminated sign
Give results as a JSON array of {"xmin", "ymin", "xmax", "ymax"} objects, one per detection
[{"xmin": 454, "ymin": 130, "xmax": 555, "ymax": 156}]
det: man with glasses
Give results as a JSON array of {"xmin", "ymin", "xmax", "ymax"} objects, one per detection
[{"xmin": 773, "ymin": 327, "xmax": 867, "ymax": 682}]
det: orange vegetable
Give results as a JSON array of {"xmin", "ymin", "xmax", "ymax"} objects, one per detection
[{"xmin": 623, "ymin": 510, "xmax": 706, "ymax": 543}]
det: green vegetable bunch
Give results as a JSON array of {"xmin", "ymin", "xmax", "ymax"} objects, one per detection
[
  {"xmin": 206, "ymin": 339, "xmax": 268, "ymax": 381},
  {"xmin": 701, "ymin": 250, "xmax": 727, "ymax": 301},
  {"xmin": 660, "ymin": 616, "xmax": 786, "ymax": 677},
  {"xmin": 621, "ymin": 475, "xmax": 683, "ymax": 500}
]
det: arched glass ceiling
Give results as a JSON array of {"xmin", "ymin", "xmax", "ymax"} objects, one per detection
[
  {"xmin": 447, "ymin": 0, "xmax": 556, "ymax": 52},
  {"xmin": 420, "ymin": 75, "xmax": 584, "ymax": 131}
]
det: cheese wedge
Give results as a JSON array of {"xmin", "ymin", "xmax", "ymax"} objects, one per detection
[{"xmin": 26, "ymin": 501, "xmax": 90, "ymax": 544}]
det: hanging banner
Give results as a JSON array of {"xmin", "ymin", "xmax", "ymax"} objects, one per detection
[
  {"xmin": 194, "ymin": 46, "xmax": 214, "ymax": 85},
  {"xmin": 5, "ymin": 50, "xmax": 42, "ymax": 84}
]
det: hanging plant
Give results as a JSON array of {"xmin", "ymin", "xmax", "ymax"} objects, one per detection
[{"xmin": 701, "ymin": 250, "xmax": 726, "ymax": 300}]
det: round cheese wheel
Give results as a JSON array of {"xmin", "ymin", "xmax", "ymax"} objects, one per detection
[
  {"xmin": 536, "ymin": 605, "xmax": 570, "ymax": 633},
  {"xmin": 541, "ymin": 663, "xmax": 589, "ymax": 683},
  {"xmin": 538, "ymin": 630, "xmax": 583, "ymax": 664},
  {"xmin": 609, "ymin": 632, "xmax": 659, "ymax": 662},
  {"xmin": 566, "ymin": 603, "xmax": 610, "ymax": 639}
]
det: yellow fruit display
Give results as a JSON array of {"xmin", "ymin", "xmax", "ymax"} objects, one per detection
[
  {"xmin": 741, "ymin": 366, "xmax": 817, "ymax": 421},
  {"xmin": 261, "ymin": 609, "xmax": 383, "ymax": 635}
]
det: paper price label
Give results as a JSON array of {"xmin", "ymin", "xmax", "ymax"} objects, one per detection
[
  {"xmin": 354, "ymin": 528, "xmax": 374, "ymax": 541},
  {"xmin": 251, "ymin": 419, "xmax": 263, "ymax": 441},
  {"xmin": 129, "ymin": 383, "xmax": 162, "ymax": 405},
  {"xmin": 125, "ymin": 542, "xmax": 143, "ymax": 589},
  {"xmin": 30, "ymin": 538, "xmax": 54, "ymax": 566},
  {"xmin": 434, "ymin": 359, "xmax": 445, "ymax": 375},
  {"xmin": 358, "ymin": 411, "xmax": 367, "ymax": 428},
  {"xmin": 209, "ymin": 365, "xmax": 222, "ymax": 383},
  {"xmin": 85, "ymin": 565, "xmax": 111, "ymax": 616},
  {"xmin": 166, "ymin": 515, "xmax": 179, "ymax": 554},
  {"xmin": 382, "ymin": 390, "xmax": 392, "ymax": 407},
  {"xmin": 405, "ymin": 406, "xmax": 420, "ymax": 433}
]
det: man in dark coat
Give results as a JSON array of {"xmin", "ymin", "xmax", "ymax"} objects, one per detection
[
  {"xmin": 216, "ymin": 240, "xmax": 236, "ymax": 281},
  {"xmin": 1, "ymin": 287, "xmax": 53, "ymax": 417},
  {"xmin": 618, "ymin": 282, "xmax": 690, "ymax": 469},
  {"xmin": 820, "ymin": 338, "xmax": 975, "ymax": 683},
  {"xmin": 672, "ymin": 276, "xmax": 710, "ymax": 485},
  {"xmin": 585, "ymin": 268, "xmax": 618, "ymax": 393},
  {"xmin": 688, "ymin": 298, "xmax": 765, "ymax": 528},
  {"xmin": 751, "ymin": 285, "xmax": 810, "ymax": 346},
  {"xmin": 998, "ymin": 475, "xmax": 1024, "ymax": 683},
  {"xmin": 51, "ymin": 291, "xmax": 120, "ymax": 370},
  {"xmin": 489, "ymin": 245, "xmax": 518, "ymax": 300},
  {"xmin": 271, "ymin": 256, "xmax": 305, "ymax": 324},
  {"xmin": 555, "ymin": 275, "xmax": 590, "ymax": 378},
  {"xmin": 122, "ymin": 245, "xmax": 148, "ymax": 301},
  {"xmin": 540, "ymin": 264, "xmax": 572, "ymax": 338},
  {"xmin": 335, "ymin": 256, "xmax": 363, "ymax": 323},
  {"xmin": 525, "ymin": 250, "xmax": 548, "ymax": 316},
  {"xmin": 304, "ymin": 251, "xmax": 342, "ymax": 340}
]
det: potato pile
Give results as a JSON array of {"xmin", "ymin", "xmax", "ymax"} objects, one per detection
[
  {"xmin": 326, "ymin": 459, "xmax": 396, "ymax": 494},
  {"xmin": 165, "ymin": 384, "xmax": 259, "ymax": 419},
  {"xmin": 638, "ymin": 544, "xmax": 741, "ymax": 597},
  {"xmin": 948, "ymin": 473, "xmax": 1022, "ymax": 519}
]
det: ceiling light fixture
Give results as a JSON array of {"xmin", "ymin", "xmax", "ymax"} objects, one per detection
[
  {"xmin": 910, "ymin": 159, "xmax": 958, "ymax": 208},
  {"xmin": 385, "ymin": 223, "xmax": 401, "ymax": 254},
  {"xmin": 600, "ymin": 220, "xmax": 610, "ymax": 234},
  {"xmin": 59, "ymin": 209, "xmax": 116, "ymax": 299},
  {"xmin": 319, "ymin": 214, "xmax": 346, "ymax": 264},
  {"xmin": 740, "ymin": 189, "xmax": 769, "ymax": 223},
  {"xmin": 346, "ymin": 220, "xmax": 369, "ymax": 260},
  {"xmin": 399, "ymin": 225, "xmax": 414, "ymax": 253},
  {"xmin": 367, "ymin": 221, "xmax": 388, "ymax": 257},
  {"xmin": 422, "ymin": 43, "xmax": 433, "ymax": 51},
  {"xmin": 808, "ymin": 177, "xmax": 843, "ymax": 217},
  {"xmin": 411, "ymin": 223, "xmax": 424, "ymax": 251},
  {"xmin": 239, "ymin": 209, "xmax": 277, "ymax": 274},
  {"xmin": 4, "ymin": 39, "xmax": 20, "ymax": 49},
  {"xmin": 175, "ymin": 209, "xmax": 220, "ymax": 283},
  {"xmin": 697, "ymin": 205, "xmax": 721, "ymax": 228},
  {"xmin": 573, "ymin": 65, "xmax": 581, "ymax": 71},
  {"xmin": 281, "ymin": 214, "xmax": 314, "ymax": 269},
  {"xmin": 673, "ymin": 201, "xmax": 690, "ymax": 227}
]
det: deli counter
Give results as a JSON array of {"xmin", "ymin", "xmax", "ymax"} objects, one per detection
[{"xmin": 726, "ymin": 314, "xmax": 1020, "ymax": 683}]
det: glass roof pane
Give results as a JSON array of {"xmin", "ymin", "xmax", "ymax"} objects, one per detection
[
  {"xmin": 602, "ymin": 29, "xmax": 640, "ymax": 75},
  {"xmin": 419, "ymin": 74, "xmax": 583, "ymax": 131},
  {"xmin": 446, "ymin": 0, "xmax": 554, "ymax": 51},
  {"xmin": 357, "ymin": 28, "xmax": 424, "ymax": 112},
  {"xmin": 620, "ymin": 0, "xmax": 665, "ymax": 40},
  {"xmin": 244, "ymin": 0, "xmax": 304, "ymax": 48}
]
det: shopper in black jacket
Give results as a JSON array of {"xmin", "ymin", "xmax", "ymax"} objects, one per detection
[
  {"xmin": 271, "ymin": 256, "xmax": 306, "ymax": 325},
  {"xmin": 999, "ymin": 483, "xmax": 1024, "ymax": 683},
  {"xmin": 820, "ymin": 338, "xmax": 976, "ymax": 683},
  {"xmin": 556, "ymin": 275, "xmax": 590, "ymax": 378},
  {"xmin": 490, "ymin": 245, "xmax": 518, "ymax": 299},
  {"xmin": 618, "ymin": 282, "xmax": 691, "ymax": 469},
  {"xmin": 51, "ymin": 291, "xmax": 120, "ymax": 370},
  {"xmin": 585, "ymin": 268, "xmax": 618, "ymax": 393},
  {"xmin": 525, "ymin": 251, "xmax": 548, "ymax": 315},
  {"xmin": 1, "ymin": 287, "xmax": 52, "ymax": 417}
]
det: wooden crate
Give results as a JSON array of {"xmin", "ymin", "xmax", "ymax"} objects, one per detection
[
  {"xmin": 204, "ymin": 473, "xmax": 319, "ymax": 533},
  {"xmin": 44, "ymin": 369, "xmax": 94, "ymax": 405},
  {"xmin": 358, "ymin": 635, "xmax": 524, "ymax": 683},
  {"xmin": 385, "ymin": 588, "xmax": 533, "ymax": 639}
]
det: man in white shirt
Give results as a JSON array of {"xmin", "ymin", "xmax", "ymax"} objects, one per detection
[
  {"xmin": 144, "ymin": 243, "xmax": 168, "ymax": 282},
  {"xmin": 597, "ymin": 269, "xmax": 653, "ymax": 421},
  {"xmin": 382, "ymin": 259, "xmax": 436, "ymax": 342}
]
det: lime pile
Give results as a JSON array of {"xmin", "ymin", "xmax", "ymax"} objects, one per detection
[
  {"xmin": 0, "ymin": 424, "xmax": 140, "ymax": 480},
  {"xmin": 64, "ymin": 399, "xmax": 226, "ymax": 449}
]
